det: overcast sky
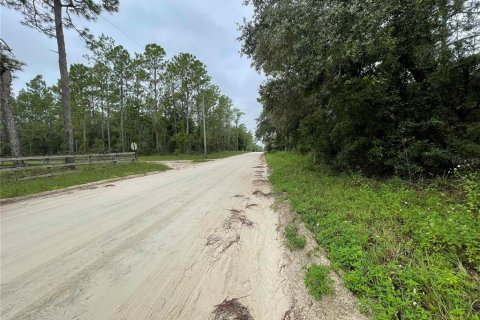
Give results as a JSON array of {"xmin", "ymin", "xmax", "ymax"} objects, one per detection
[{"xmin": 0, "ymin": 0, "xmax": 263, "ymax": 134}]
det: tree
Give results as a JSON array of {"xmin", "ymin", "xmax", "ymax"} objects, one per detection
[
  {"xmin": 15, "ymin": 75, "xmax": 61, "ymax": 155},
  {"xmin": 141, "ymin": 44, "xmax": 166, "ymax": 154},
  {"xmin": 70, "ymin": 63, "xmax": 93, "ymax": 153},
  {"xmin": 166, "ymin": 53, "xmax": 210, "ymax": 153},
  {"xmin": 86, "ymin": 34, "xmax": 116, "ymax": 152},
  {"xmin": 232, "ymin": 107, "xmax": 244, "ymax": 151},
  {"xmin": 108, "ymin": 44, "xmax": 131, "ymax": 152},
  {"xmin": 2, "ymin": 0, "xmax": 119, "ymax": 161},
  {"xmin": 0, "ymin": 39, "xmax": 23, "ymax": 165},
  {"xmin": 241, "ymin": 0, "xmax": 480, "ymax": 177},
  {"xmin": 6, "ymin": 31, "xmax": 253, "ymax": 156}
]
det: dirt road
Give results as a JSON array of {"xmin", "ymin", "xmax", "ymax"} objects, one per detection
[
  {"xmin": 1, "ymin": 153, "xmax": 290, "ymax": 319},
  {"xmin": 1, "ymin": 152, "xmax": 366, "ymax": 320}
]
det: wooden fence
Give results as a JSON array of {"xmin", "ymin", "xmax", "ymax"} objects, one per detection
[{"xmin": 0, "ymin": 152, "xmax": 136, "ymax": 180}]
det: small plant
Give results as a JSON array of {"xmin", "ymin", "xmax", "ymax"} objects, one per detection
[
  {"xmin": 284, "ymin": 225, "xmax": 306, "ymax": 250},
  {"xmin": 267, "ymin": 153, "xmax": 480, "ymax": 319},
  {"xmin": 304, "ymin": 264, "xmax": 334, "ymax": 299}
]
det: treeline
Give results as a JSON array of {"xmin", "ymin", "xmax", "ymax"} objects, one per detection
[
  {"xmin": 242, "ymin": 0, "xmax": 480, "ymax": 177},
  {"xmin": 1, "ymin": 35, "xmax": 257, "ymax": 156}
]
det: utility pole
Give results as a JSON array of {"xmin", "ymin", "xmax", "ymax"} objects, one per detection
[{"xmin": 202, "ymin": 95, "xmax": 207, "ymax": 158}]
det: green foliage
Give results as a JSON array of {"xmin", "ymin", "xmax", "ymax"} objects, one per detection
[
  {"xmin": 304, "ymin": 264, "xmax": 334, "ymax": 300},
  {"xmin": 13, "ymin": 75, "xmax": 63, "ymax": 155},
  {"xmin": 267, "ymin": 153, "xmax": 480, "ymax": 319},
  {"xmin": 242, "ymin": 0, "xmax": 480, "ymax": 177},
  {"xmin": 0, "ymin": 162, "xmax": 167, "ymax": 199},
  {"xmin": 3, "ymin": 0, "xmax": 119, "ymax": 39},
  {"xmin": 3, "ymin": 35, "xmax": 259, "ymax": 157},
  {"xmin": 284, "ymin": 225, "xmax": 306, "ymax": 250}
]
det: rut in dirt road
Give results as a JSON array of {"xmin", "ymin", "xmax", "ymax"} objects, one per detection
[{"xmin": 1, "ymin": 153, "xmax": 289, "ymax": 319}]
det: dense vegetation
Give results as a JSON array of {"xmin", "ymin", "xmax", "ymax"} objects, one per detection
[
  {"xmin": 268, "ymin": 153, "xmax": 479, "ymax": 319},
  {"xmin": 0, "ymin": 37, "xmax": 257, "ymax": 157},
  {"xmin": 246, "ymin": 2, "xmax": 480, "ymax": 317},
  {"xmin": 284, "ymin": 225, "xmax": 306, "ymax": 250},
  {"xmin": 242, "ymin": 0, "xmax": 480, "ymax": 177}
]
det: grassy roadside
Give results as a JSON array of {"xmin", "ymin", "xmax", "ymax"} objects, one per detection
[
  {"xmin": 267, "ymin": 152, "xmax": 479, "ymax": 319},
  {"xmin": 0, "ymin": 162, "xmax": 168, "ymax": 199},
  {"xmin": 138, "ymin": 151, "xmax": 246, "ymax": 162}
]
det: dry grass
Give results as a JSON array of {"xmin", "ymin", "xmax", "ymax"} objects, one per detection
[
  {"xmin": 220, "ymin": 233, "xmax": 241, "ymax": 253},
  {"xmin": 281, "ymin": 306, "xmax": 299, "ymax": 320},
  {"xmin": 224, "ymin": 210, "xmax": 255, "ymax": 229},
  {"xmin": 211, "ymin": 297, "xmax": 253, "ymax": 320},
  {"xmin": 252, "ymin": 190, "xmax": 271, "ymax": 197},
  {"xmin": 205, "ymin": 232, "xmax": 241, "ymax": 255}
]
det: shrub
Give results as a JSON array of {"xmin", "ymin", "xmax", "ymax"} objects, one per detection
[
  {"xmin": 304, "ymin": 264, "xmax": 334, "ymax": 299},
  {"xmin": 268, "ymin": 152, "xmax": 480, "ymax": 319},
  {"xmin": 284, "ymin": 225, "xmax": 306, "ymax": 250}
]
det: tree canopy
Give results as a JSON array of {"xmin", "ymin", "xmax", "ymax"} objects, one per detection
[
  {"xmin": 1, "ymin": 35, "xmax": 257, "ymax": 156},
  {"xmin": 242, "ymin": 0, "xmax": 480, "ymax": 177}
]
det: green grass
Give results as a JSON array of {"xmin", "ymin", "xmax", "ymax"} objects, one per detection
[
  {"xmin": 284, "ymin": 225, "xmax": 306, "ymax": 250},
  {"xmin": 0, "ymin": 162, "xmax": 168, "ymax": 199},
  {"xmin": 305, "ymin": 264, "xmax": 334, "ymax": 299},
  {"xmin": 138, "ymin": 151, "xmax": 246, "ymax": 162},
  {"xmin": 267, "ymin": 152, "xmax": 480, "ymax": 320}
]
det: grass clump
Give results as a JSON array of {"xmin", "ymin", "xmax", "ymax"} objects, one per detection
[
  {"xmin": 0, "ymin": 162, "xmax": 167, "ymax": 199},
  {"xmin": 138, "ymin": 151, "xmax": 246, "ymax": 162},
  {"xmin": 284, "ymin": 225, "xmax": 306, "ymax": 250},
  {"xmin": 304, "ymin": 264, "xmax": 334, "ymax": 299},
  {"xmin": 267, "ymin": 152, "xmax": 480, "ymax": 319}
]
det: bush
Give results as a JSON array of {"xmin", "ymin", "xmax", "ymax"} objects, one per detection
[
  {"xmin": 284, "ymin": 225, "xmax": 306, "ymax": 250},
  {"xmin": 268, "ymin": 152, "xmax": 480, "ymax": 319},
  {"xmin": 304, "ymin": 264, "xmax": 334, "ymax": 299}
]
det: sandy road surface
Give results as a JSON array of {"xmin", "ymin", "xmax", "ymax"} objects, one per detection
[{"xmin": 1, "ymin": 152, "xmax": 290, "ymax": 319}]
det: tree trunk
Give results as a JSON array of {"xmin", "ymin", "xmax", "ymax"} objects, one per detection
[
  {"xmin": 53, "ymin": 0, "xmax": 74, "ymax": 162},
  {"xmin": 235, "ymin": 122, "xmax": 239, "ymax": 151},
  {"xmin": 163, "ymin": 127, "xmax": 167, "ymax": 153},
  {"xmin": 83, "ymin": 118, "xmax": 87, "ymax": 154},
  {"xmin": 107, "ymin": 104, "xmax": 111, "ymax": 153},
  {"xmin": 227, "ymin": 126, "xmax": 231, "ymax": 150},
  {"xmin": 0, "ymin": 66, "xmax": 23, "ymax": 166},
  {"xmin": 120, "ymin": 78, "xmax": 125, "ymax": 152},
  {"xmin": 173, "ymin": 111, "xmax": 177, "ymax": 135},
  {"xmin": 153, "ymin": 68, "xmax": 159, "ymax": 154},
  {"xmin": 101, "ymin": 82, "xmax": 105, "ymax": 151}
]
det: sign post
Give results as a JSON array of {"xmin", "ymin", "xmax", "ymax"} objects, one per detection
[
  {"xmin": 202, "ymin": 95, "xmax": 207, "ymax": 158},
  {"xmin": 130, "ymin": 142, "xmax": 138, "ymax": 161}
]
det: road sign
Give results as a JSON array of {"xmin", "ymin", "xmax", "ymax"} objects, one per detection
[{"xmin": 130, "ymin": 142, "xmax": 138, "ymax": 151}]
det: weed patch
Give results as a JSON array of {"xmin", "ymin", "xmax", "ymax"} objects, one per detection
[
  {"xmin": 267, "ymin": 152, "xmax": 480, "ymax": 319},
  {"xmin": 211, "ymin": 297, "xmax": 253, "ymax": 320},
  {"xmin": 284, "ymin": 225, "xmax": 306, "ymax": 250},
  {"xmin": 304, "ymin": 264, "xmax": 334, "ymax": 299}
]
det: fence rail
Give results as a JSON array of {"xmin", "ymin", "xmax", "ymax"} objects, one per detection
[{"xmin": 0, "ymin": 153, "xmax": 136, "ymax": 179}]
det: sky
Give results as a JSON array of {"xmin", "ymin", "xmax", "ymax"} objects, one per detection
[{"xmin": 0, "ymin": 0, "xmax": 264, "ymax": 135}]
